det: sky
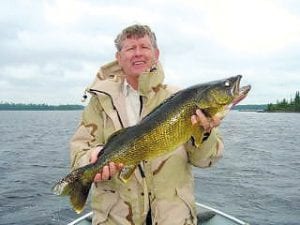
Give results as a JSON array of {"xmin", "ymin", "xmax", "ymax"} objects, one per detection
[{"xmin": 1, "ymin": 0, "xmax": 300, "ymax": 105}]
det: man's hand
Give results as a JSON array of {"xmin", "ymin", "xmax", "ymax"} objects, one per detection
[
  {"xmin": 90, "ymin": 146, "xmax": 123, "ymax": 182},
  {"xmin": 191, "ymin": 109, "xmax": 221, "ymax": 133}
]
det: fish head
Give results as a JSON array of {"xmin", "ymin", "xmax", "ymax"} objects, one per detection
[{"xmin": 197, "ymin": 75, "xmax": 251, "ymax": 119}]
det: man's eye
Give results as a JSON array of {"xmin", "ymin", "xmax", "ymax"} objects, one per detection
[{"xmin": 127, "ymin": 47, "xmax": 134, "ymax": 51}]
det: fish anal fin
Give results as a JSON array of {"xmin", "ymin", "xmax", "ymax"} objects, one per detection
[
  {"xmin": 52, "ymin": 167, "xmax": 93, "ymax": 214},
  {"xmin": 119, "ymin": 165, "xmax": 137, "ymax": 183},
  {"xmin": 70, "ymin": 179, "xmax": 92, "ymax": 214}
]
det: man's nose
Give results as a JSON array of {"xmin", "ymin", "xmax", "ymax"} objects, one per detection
[{"xmin": 134, "ymin": 47, "xmax": 142, "ymax": 55}]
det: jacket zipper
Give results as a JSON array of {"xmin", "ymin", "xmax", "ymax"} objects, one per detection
[
  {"xmin": 89, "ymin": 88, "xmax": 124, "ymax": 128},
  {"xmin": 139, "ymin": 95, "xmax": 143, "ymax": 116},
  {"xmin": 138, "ymin": 95, "xmax": 146, "ymax": 178}
]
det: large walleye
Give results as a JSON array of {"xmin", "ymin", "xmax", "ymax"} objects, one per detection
[{"xmin": 52, "ymin": 75, "xmax": 251, "ymax": 213}]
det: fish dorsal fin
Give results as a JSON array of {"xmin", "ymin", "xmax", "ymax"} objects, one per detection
[
  {"xmin": 139, "ymin": 90, "xmax": 183, "ymax": 122},
  {"xmin": 105, "ymin": 127, "xmax": 128, "ymax": 143},
  {"xmin": 119, "ymin": 165, "xmax": 137, "ymax": 183}
]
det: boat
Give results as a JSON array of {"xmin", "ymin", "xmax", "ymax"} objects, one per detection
[{"xmin": 67, "ymin": 202, "xmax": 250, "ymax": 225}]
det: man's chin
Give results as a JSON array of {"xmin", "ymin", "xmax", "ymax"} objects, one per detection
[
  {"xmin": 133, "ymin": 65, "xmax": 149, "ymax": 74},
  {"xmin": 131, "ymin": 70, "xmax": 148, "ymax": 76}
]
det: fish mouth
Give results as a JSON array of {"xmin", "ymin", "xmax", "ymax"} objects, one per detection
[{"xmin": 231, "ymin": 75, "xmax": 251, "ymax": 107}]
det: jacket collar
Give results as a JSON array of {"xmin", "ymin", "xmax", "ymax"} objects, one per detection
[{"xmin": 88, "ymin": 60, "xmax": 165, "ymax": 96}]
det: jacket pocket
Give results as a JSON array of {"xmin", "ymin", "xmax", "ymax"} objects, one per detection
[{"xmin": 91, "ymin": 184, "xmax": 119, "ymax": 223}]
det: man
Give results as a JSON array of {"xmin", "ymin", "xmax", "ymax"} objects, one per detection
[{"xmin": 70, "ymin": 24, "xmax": 223, "ymax": 225}]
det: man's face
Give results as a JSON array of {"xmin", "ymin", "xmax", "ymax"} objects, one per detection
[{"xmin": 116, "ymin": 35, "xmax": 159, "ymax": 77}]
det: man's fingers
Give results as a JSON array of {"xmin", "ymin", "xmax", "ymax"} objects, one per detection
[
  {"xmin": 195, "ymin": 109, "xmax": 210, "ymax": 131},
  {"xmin": 191, "ymin": 109, "xmax": 221, "ymax": 132},
  {"xmin": 94, "ymin": 173, "xmax": 102, "ymax": 182},
  {"xmin": 108, "ymin": 162, "xmax": 124, "ymax": 177},
  {"xmin": 117, "ymin": 163, "xmax": 124, "ymax": 170},
  {"xmin": 191, "ymin": 115, "xmax": 198, "ymax": 125},
  {"xmin": 94, "ymin": 165, "xmax": 110, "ymax": 182},
  {"xmin": 109, "ymin": 162, "xmax": 117, "ymax": 177},
  {"xmin": 211, "ymin": 116, "xmax": 221, "ymax": 127},
  {"xmin": 101, "ymin": 165, "xmax": 110, "ymax": 180},
  {"xmin": 94, "ymin": 163, "xmax": 124, "ymax": 183}
]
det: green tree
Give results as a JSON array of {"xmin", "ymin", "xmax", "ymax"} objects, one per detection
[
  {"xmin": 266, "ymin": 91, "xmax": 300, "ymax": 112},
  {"xmin": 295, "ymin": 91, "xmax": 300, "ymax": 112}
]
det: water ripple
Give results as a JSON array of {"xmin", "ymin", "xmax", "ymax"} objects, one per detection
[{"xmin": 1, "ymin": 111, "xmax": 299, "ymax": 225}]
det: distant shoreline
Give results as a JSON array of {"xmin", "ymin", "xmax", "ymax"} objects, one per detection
[
  {"xmin": 0, "ymin": 103, "xmax": 84, "ymax": 111},
  {"xmin": 233, "ymin": 104, "xmax": 267, "ymax": 112},
  {"xmin": 1, "ymin": 103, "xmax": 266, "ymax": 111}
]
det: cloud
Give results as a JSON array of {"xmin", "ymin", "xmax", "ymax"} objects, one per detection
[
  {"xmin": 183, "ymin": 0, "xmax": 300, "ymax": 55},
  {"xmin": 0, "ymin": 0, "xmax": 300, "ymax": 104}
]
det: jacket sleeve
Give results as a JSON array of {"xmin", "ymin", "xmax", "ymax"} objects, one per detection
[
  {"xmin": 185, "ymin": 128, "xmax": 224, "ymax": 168},
  {"xmin": 70, "ymin": 95, "xmax": 105, "ymax": 170}
]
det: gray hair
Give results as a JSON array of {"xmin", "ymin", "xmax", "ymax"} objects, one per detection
[{"xmin": 114, "ymin": 24, "xmax": 158, "ymax": 51}]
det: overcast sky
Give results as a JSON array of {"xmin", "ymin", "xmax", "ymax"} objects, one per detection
[{"xmin": 1, "ymin": 0, "xmax": 300, "ymax": 105}]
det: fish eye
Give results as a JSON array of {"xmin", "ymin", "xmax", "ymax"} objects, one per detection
[{"xmin": 224, "ymin": 80, "xmax": 230, "ymax": 87}]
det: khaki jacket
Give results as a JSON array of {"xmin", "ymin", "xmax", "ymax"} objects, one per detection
[{"xmin": 70, "ymin": 61, "xmax": 223, "ymax": 225}]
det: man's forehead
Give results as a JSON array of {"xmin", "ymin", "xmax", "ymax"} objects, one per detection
[{"xmin": 122, "ymin": 35, "xmax": 152, "ymax": 45}]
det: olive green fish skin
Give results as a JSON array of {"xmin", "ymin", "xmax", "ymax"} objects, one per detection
[{"xmin": 52, "ymin": 75, "xmax": 251, "ymax": 213}]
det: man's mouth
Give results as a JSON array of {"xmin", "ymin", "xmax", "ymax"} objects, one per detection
[{"xmin": 132, "ymin": 61, "xmax": 146, "ymax": 66}]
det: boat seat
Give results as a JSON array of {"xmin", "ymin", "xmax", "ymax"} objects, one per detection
[{"xmin": 197, "ymin": 211, "xmax": 216, "ymax": 224}]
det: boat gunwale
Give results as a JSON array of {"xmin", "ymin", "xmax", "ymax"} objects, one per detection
[
  {"xmin": 195, "ymin": 202, "xmax": 249, "ymax": 225},
  {"xmin": 67, "ymin": 203, "xmax": 249, "ymax": 225},
  {"xmin": 67, "ymin": 211, "xmax": 92, "ymax": 225}
]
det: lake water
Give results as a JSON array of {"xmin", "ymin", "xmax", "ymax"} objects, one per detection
[{"xmin": 0, "ymin": 111, "xmax": 299, "ymax": 225}]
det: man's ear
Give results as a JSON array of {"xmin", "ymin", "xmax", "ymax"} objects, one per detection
[
  {"xmin": 154, "ymin": 48, "xmax": 160, "ymax": 61},
  {"xmin": 115, "ymin": 52, "xmax": 121, "ymax": 64}
]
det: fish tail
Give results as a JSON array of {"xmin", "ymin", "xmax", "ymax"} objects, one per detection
[{"xmin": 52, "ymin": 168, "xmax": 92, "ymax": 214}]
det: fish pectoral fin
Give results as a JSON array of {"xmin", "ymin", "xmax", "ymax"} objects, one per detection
[
  {"xmin": 191, "ymin": 124, "xmax": 205, "ymax": 148},
  {"xmin": 119, "ymin": 165, "xmax": 137, "ymax": 183}
]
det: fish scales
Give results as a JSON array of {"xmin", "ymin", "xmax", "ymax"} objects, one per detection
[{"xmin": 98, "ymin": 91, "xmax": 196, "ymax": 165}]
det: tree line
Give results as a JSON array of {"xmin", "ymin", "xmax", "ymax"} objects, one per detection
[
  {"xmin": 266, "ymin": 91, "xmax": 300, "ymax": 112},
  {"xmin": 0, "ymin": 102, "xmax": 84, "ymax": 110}
]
